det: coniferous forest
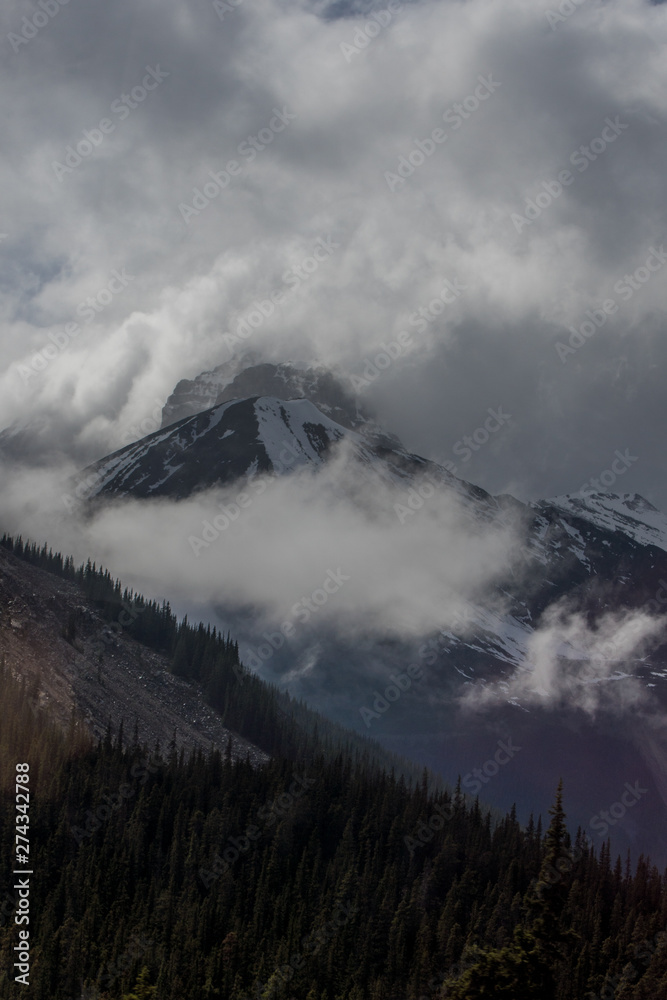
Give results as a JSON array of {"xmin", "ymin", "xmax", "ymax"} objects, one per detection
[{"xmin": 1, "ymin": 540, "xmax": 666, "ymax": 999}]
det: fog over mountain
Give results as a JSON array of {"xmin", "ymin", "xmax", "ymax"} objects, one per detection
[
  {"xmin": 5, "ymin": 2, "xmax": 667, "ymax": 996},
  {"xmin": 3, "ymin": 353, "xmax": 667, "ymax": 866},
  {"xmin": 1, "ymin": 0, "xmax": 667, "ymax": 866},
  {"xmin": 1, "ymin": 0, "xmax": 666, "ymax": 508}
]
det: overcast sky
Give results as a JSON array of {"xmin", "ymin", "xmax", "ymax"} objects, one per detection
[{"xmin": 1, "ymin": 0, "xmax": 666, "ymax": 508}]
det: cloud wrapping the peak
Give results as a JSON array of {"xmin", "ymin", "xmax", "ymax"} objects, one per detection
[
  {"xmin": 0, "ymin": 442, "xmax": 518, "ymax": 642},
  {"xmin": 0, "ymin": 0, "xmax": 666, "ymax": 504},
  {"xmin": 463, "ymin": 598, "xmax": 667, "ymax": 717}
]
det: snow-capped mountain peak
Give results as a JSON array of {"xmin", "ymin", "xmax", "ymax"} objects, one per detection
[
  {"xmin": 161, "ymin": 357, "xmax": 371, "ymax": 433},
  {"xmin": 541, "ymin": 491, "xmax": 667, "ymax": 554},
  {"xmin": 82, "ymin": 395, "xmax": 390, "ymax": 500}
]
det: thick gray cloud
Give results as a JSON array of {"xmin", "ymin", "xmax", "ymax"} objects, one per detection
[
  {"xmin": 0, "ymin": 443, "xmax": 521, "ymax": 644},
  {"xmin": 0, "ymin": 0, "xmax": 666, "ymax": 509}
]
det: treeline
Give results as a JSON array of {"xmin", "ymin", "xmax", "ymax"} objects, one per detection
[
  {"xmin": 0, "ymin": 531, "xmax": 239, "ymax": 670},
  {"xmin": 0, "ymin": 533, "xmax": 429, "ymax": 778},
  {"xmin": 2, "ymin": 535, "xmax": 667, "ymax": 998},
  {"xmin": 0, "ymin": 666, "xmax": 666, "ymax": 1000}
]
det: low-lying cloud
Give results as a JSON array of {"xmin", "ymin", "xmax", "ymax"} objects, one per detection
[
  {"xmin": 463, "ymin": 598, "xmax": 667, "ymax": 717},
  {"xmin": 1, "ymin": 0, "xmax": 667, "ymax": 505},
  {"xmin": 0, "ymin": 444, "xmax": 519, "ymax": 644}
]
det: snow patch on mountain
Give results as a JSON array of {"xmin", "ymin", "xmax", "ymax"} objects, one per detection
[
  {"xmin": 255, "ymin": 397, "xmax": 343, "ymax": 468},
  {"xmin": 543, "ymin": 493, "xmax": 667, "ymax": 553}
]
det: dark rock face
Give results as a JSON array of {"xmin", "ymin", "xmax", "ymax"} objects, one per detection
[{"xmin": 161, "ymin": 359, "xmax": 370, "ymax": 432}]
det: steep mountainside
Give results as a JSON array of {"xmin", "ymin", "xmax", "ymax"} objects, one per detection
[
  {"xmin": 0, "ymin": 545, "xmax": 268, "ymax": 765},
  {"xmin": 78, "ymin": 373, "xmax": 667, "ymax": 698},
  {"xmin": 83, "ymin": 396, "xmax": 371, "ymax": 499},
  {"xmin": 161, "ymin": 357, "xmax": 372, "ymax": 431},
  {"xmin": 66, "ymin": 359, "xmax": 667, "ymax": 862}
]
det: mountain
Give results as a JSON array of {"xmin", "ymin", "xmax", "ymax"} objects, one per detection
[
  {"xmin": 4, "ymin": 648, "xmax": 667, "ymax": 1000},
  {"xmin": 71, "ymin": 358, "xmax": 667, "ymax": 862},
  {"xmin": 79, "ymin": 383, "xmax": 667, "ymax": 699},
  {"xmin": 0, "ymin": 532, "xmax": 430, "ymax": 786},
  {"xmin": 541, "ymin": 490, "xmax": 667, "ymax": 552},
  {"xmin": 160, "ymin": 356, "xmax": 373, "ymax": 431},
  {"xmin": 80, "ymin": 395, "xmax": 400, "ymax": 500},
  {"xmin": 78, "ymin": 365, "xmax": 667, "ymax": 680},
  {"xmin": 3, "ymin": 363, "xmax": 667, "ymax": 998},
  {"xmin": 0, "ymin": 540, "xmax": 268, "ymax": 766}
]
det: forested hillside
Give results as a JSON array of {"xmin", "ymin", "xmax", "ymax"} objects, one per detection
[
  {"xmin": 0, "ymin": 534, "xmax": 423, "ymax": 776},
  {"xmin": 1, "ymin": 658, "xmax": 666, "ymax": 1000}
]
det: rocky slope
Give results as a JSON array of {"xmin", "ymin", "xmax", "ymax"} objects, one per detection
[
  {"xmin": 161, "ymin": 357, "xmax": 370, "ymax": 431},
  {"xmin": 0, "ymin": 545, "xmax": 268, "ymax": 765}
]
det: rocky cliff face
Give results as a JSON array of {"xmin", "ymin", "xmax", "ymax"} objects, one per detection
[
  {"xmin": 161, "ymin": 358, "xmax": 370, "ymax": 431},
  {"xmin": 0, "ymin": 546, "xmax": 268, "ymax": 764}
]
